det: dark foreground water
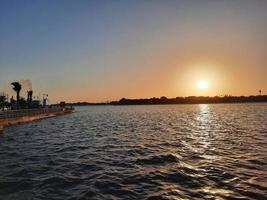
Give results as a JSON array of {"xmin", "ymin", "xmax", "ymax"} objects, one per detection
[{"xmin": 0, "ymin": 104, "xmax": 267, "ymax": 200}]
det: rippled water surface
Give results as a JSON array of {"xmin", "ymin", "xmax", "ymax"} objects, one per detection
[{"xmin": 1, "ymin": 104, "xmax": 267, "ymax": 200}]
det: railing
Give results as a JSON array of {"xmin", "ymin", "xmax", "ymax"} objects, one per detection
[{"xmin": 0, "ymin": 107, "xmax": 64, "ymax": 120}]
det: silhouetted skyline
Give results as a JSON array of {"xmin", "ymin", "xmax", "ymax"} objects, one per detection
[{"xmin": 70, "ymin": 95, "xmax": 267, "ymax": 106}]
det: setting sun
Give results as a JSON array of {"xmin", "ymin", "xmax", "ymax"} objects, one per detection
[{"xmin": 198, "ymin": 81, "xmax": 208, "ymax": 90}]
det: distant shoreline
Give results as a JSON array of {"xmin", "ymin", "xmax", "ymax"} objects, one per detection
[{"xmin": 70, "ymin": 95, "xmax": 267, "ymax": 106}]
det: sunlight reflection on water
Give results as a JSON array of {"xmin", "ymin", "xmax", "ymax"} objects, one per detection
[{"xmin": 0, "ymin": 103, "xmax": 267, "ymax": 199}]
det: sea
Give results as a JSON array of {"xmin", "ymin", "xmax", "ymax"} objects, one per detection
[{"xmin": 0, "ymin": 103, "xmax": 266, "ymax": 200}]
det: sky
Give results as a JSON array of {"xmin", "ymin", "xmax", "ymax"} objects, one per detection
[{"xmin": 0, "ymin": 0, "xmax": 267, "ymax": 103}]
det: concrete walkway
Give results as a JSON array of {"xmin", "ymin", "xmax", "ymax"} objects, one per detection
[{"xmin": 0, "ymin": 108, "xmax": 74, "ymax": 133}]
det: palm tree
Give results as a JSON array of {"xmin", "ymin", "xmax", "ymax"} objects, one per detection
[{"xmin": 11, "ymin": 82, "xmax": 22, "ymax": 103}]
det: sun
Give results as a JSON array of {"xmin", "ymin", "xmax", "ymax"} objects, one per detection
[{"xmin": 197, "ymin": 80, "xmax": 208, "ymax": 90}]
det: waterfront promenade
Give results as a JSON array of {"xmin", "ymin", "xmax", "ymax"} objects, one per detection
[{"xmin": 0, "ymin": 107, "xmax": 74, "ymax": 132}]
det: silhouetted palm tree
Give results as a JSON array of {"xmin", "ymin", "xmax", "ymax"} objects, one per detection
[{"xmin": 11, "ymin": 82, "xmax": 22, "ymax": 103}]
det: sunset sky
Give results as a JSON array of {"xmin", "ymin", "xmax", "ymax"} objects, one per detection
[{"xmin": 0, "ymin": 0, "xmax": 267, "ymax": 103}]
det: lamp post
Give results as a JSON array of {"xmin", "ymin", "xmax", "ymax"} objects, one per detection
[{"xmin": 43, "ymin": 93, "xmax": 48, "ymax": 107}]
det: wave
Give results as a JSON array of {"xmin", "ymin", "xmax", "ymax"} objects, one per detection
[{"xmin": 136, "ymin": 153, "xmax": 182, "ymax": 165}]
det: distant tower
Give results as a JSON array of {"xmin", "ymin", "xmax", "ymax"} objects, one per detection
[
  {"xmin": 259, "ymin": 90, "xmax": 262, "ymax": 96},
  {"xmin": 27, "ymin": 90, "xmax": 33, "ymax": 104}
]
